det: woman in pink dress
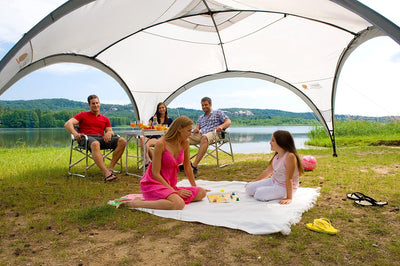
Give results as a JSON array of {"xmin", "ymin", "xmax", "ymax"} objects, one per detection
[
  {"xmin": 125, "ymin": 116, "xmax": 207, "ymax": 210},
  {"xmin": 245, "ymin": 130, "xmax": 304, "ymax": 204}
]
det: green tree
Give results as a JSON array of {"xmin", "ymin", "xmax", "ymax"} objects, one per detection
[
  {"xmin": 109, "ymin": 116, "xmax": 130, "ymax": 127},
  {"xmin": 35, "ymin": 108, "xmax": 42, "ymax": 126},
  {"xmin": 40, "ymin": 113, "xmax": 56, "ymax": 128},
  {"xmin": 1, "ymin": 109, "xmax": 39, "ymax": 128},
  {"xmin": 54, "ymin": 110, "xmax": 71, "ymax": 121}
]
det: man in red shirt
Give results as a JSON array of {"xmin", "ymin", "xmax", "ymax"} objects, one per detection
[{"xmin": 64, "ymin": 95, "xmax": 126, "ymax": 182}]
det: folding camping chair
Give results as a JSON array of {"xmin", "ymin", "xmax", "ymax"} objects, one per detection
[
  {"xmin": 190, "ymin": 130, "xmax": 234, "ymax": 167},
  {"xmin": 68, "ymin": 134, "xmax": 122, "ymax": 177}
]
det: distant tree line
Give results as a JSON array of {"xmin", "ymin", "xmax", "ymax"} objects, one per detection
[
  {"xmin": 1, "ymin": 108, "xmax": 72, "ymax": 128},
  {"xmin": 0, "ymin": 106, "xmax": 316, "ymax": 129},
  {"xmin": 1, "ymin": 98, "xmax": 395, "ymax": 128},
  {"xmin": 230, "ymin": 116, "xmax": 315, "ymax": 126},
  {"xmin": 0, "ymin": 107, "xmax": 130, "ymax": 128}
]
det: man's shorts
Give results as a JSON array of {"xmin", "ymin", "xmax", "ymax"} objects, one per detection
[
  {"xmin": 79, "ymin": 135, "xmax": 120, "ymax": 150},
  {"xmin": 189, "ymin": 132, "xmax": 219, "ymax": 145}
]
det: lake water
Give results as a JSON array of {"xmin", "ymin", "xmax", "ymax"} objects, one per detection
[
  {"xmin": 226, "ymin": 126, "xmax": 312, "ymax": 153},
  {"xmin": 0, "ymin": 126, "xmax": 313, "ymax": 154}
]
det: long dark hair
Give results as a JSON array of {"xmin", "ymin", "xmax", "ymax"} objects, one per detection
[
  {"xmin": 269, "ymin": 130, "xmax": 304, "ymax": 175},
  {"xmin": 155, "ymin": 102, "xmax": 169, "ymax": 124}
]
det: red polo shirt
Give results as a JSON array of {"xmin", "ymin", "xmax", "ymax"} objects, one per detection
[{"xmin": 74, "ymin": 111, "xmax": 111, "ymax": 135}]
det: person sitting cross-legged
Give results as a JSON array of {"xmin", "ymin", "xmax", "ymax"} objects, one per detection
[{"xmin": 121, "ymin": 116, "xmax": 208, "ymax": 210}]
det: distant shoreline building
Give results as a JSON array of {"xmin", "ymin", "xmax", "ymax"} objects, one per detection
[{"xmin": 234, "ymin": 110, "xmax": 254, "ymax": 116}]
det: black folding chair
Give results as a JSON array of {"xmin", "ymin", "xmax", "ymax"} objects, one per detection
[
  {"xmin": 190, "ymin": 130, "xmax": 234, "ymax": 167},
  {"xmin": 68, "ymin": 134, "xmax": 122, "ymax": 177}
]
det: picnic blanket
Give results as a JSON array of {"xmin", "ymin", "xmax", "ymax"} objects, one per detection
[{"xmin": 132, "ymin": 179, "xmax": 320, "ymax": 235}]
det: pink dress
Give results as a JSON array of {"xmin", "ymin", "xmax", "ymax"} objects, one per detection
[{"xmin": 140, "ymin": 139, "xmax": 200, "ymax": 204}]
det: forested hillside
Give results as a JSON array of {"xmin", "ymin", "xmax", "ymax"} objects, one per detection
[{"xmin": 0, "ymin": 98, "xmax": 393, "ymax": 128}]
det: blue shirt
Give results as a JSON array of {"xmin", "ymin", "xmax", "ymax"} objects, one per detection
[{"xmin": 197, "ymin": 110, "xmax": 229, "ymax": 134}]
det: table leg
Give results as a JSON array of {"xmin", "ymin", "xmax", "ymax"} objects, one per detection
[{"xmin": 125, "ymin": 135, "xmax": 144, "ymax": 177}]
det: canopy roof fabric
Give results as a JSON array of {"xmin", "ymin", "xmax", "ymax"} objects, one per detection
[{"xmin": 1, "ymin": 0, "xmax": 399, "ymax": 155}]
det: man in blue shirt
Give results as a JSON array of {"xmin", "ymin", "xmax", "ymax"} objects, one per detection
[{"xmin": 187, "ymin": 97, "xmax": 231, "ymax": 175}]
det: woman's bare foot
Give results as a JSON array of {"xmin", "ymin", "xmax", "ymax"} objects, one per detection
[{"xmin": 123, "ymin": 197, "xmax": 143, "ymax": 209}]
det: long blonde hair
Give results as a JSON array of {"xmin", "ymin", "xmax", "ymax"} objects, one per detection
[{"xmin": 163, "ymin": 116, "xmax": 193, "ymax": 142}]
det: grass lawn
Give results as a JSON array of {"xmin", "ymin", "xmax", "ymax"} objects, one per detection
[{"xmin": 0, "ymin": 145, "xmax": 399, "ymax": 265}]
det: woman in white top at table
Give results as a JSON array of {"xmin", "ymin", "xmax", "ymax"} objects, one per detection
[
  {"xmin": 143, "ymin": 102, "xmax": 173, "ymax": 165},
  {"xmin": 245, "ymin": 130, "xmax": 304, "ymax": 205}
]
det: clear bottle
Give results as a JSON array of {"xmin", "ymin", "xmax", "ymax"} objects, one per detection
[{"xmin": 153, "ymin": 115, "xmax": 158, "ymax": 126}]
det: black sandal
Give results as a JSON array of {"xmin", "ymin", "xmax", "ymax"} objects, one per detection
[
  {"xmin": 191, "ymin": 163, "xmax": 198, "ymax": 175},
  {"xmin": 354, "ymin": 195, "xmax": 388, "ymax": 207},
  {"xmin": 346, "ymin": 192, "xmax": 367, "ymax": 200},
  {"xmin": 104, "ymin": 172, "xmax": 117, "ymax": 183}
]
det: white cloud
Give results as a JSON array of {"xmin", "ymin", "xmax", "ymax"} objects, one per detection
[
  {"xmin": 390, "ymin": 52, "xmax": 400, "ymax": 63},
  {"xmin": 0, "ymin": 0, "xmax": 66, "ymax": 43},
  {"xmin": 38, "ymin": 63, "xmax": 93, "ymax": 75},
  {"xmin": 336, "ymin": 37, "xmax": 400, "ymax": 116},
  {"xmin": 169, "ymin": 79, "xmax": 310, "ymax": 112},
  {"xmin": 360, "ymin": 0, "xmax": 400, "ymax": 26}
]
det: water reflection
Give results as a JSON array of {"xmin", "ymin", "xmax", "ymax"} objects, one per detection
[
  {"xmin": 0, "ymin": 126, "xmax": 312, "ymax": 153},
  {"xmin": 0, "ymin": 128, "xmax": 71, "ymax": 148},
  {"xmin": 227, "ymin": 126, "xmax": 312, "ymax": 154}
]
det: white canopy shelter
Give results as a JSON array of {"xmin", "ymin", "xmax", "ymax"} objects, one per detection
[{"xmin": 1, "ymin": 0, "xmax": 399, "ymax": 155}]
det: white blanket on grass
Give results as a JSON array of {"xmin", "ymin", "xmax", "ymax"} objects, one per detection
[{"xmin": 136, "ymin": 179, "xmax": 320, "ymax": 235}]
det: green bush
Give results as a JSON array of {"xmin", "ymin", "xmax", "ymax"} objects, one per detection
[{"xmin": 307, "ymin": 120, "xmax": 400, "ymax": 147}]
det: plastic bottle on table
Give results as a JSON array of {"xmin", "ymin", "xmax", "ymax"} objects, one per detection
[{"xmin": 153, "ymin": 115, "xmax": 158, "ymax": 126}]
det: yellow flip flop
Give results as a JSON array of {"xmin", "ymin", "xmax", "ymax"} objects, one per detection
[{"xmin": 306, "ymin": 218, "xmax": 338, "ymax": 235}]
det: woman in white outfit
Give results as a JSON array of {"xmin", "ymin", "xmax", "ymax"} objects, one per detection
[{"xmin": 245, "ymin": 130, "xmax": 304, "ymax": 204}]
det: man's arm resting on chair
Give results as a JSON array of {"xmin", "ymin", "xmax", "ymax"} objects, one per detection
[
  {"xmin": 216, "ymin": 118, "xmax": 232, "ymax": 133},
  {"xmin": 64, "ymin": 118, "xmax": 83, "ymax": 142}
]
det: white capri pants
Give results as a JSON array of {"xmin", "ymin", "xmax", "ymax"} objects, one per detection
[{"xmin": 245, "ymin": 178, "xmax": 291, "ymax": 202}]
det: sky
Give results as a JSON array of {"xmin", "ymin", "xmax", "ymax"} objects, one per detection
[{"xmin": 0, "ymin": 0, "xmax": 399, "ymax": 117}]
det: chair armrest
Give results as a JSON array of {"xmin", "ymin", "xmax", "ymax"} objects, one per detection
[
  {"xmin": 71, "ymin": 134, "xmax": 119, "ymax": 140},
  {"xmin": 220, "ymin": 129, "xmax": 229, "ymax": 139},
  {"xmin": 71, "ymin": 134, "xmax": 88, "ymax": 141}
]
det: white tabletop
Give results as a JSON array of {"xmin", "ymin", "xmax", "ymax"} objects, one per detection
[{"xmin": 125, "ymin": 129, "xmax": 167, "ymax": 137}]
